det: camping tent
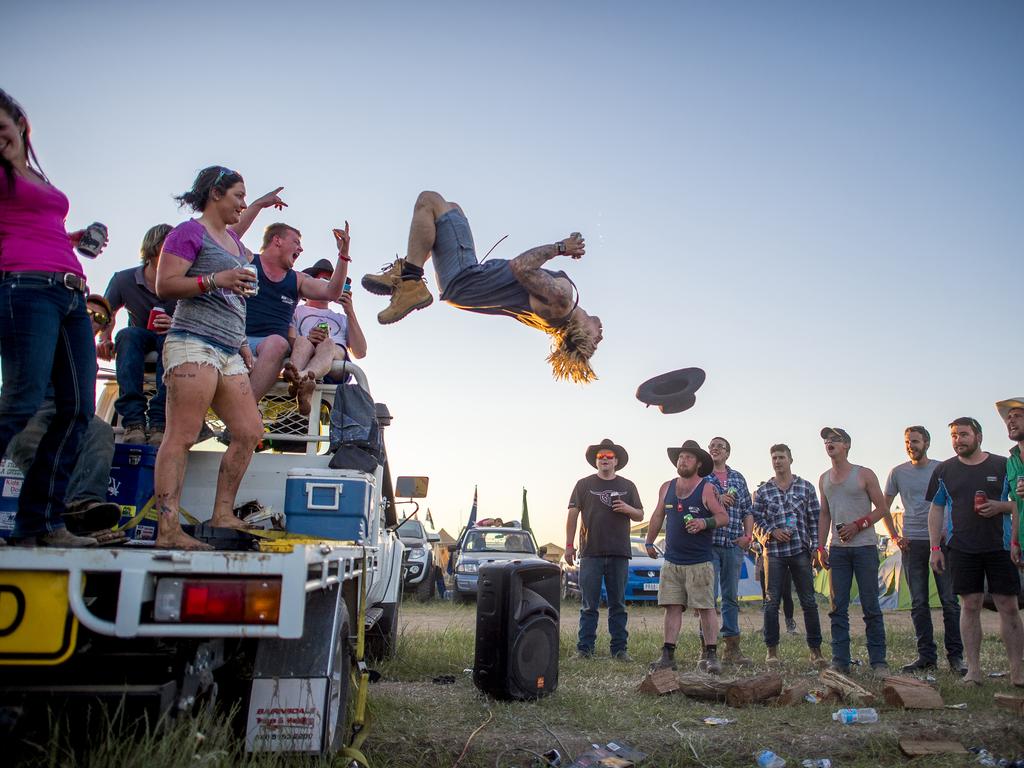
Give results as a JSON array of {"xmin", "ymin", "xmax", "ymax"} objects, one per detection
[{"xmin": 814, "ymin": 549, "xmax": 942, "ymax": 610}]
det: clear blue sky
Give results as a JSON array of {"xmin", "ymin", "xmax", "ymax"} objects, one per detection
[{"xmin": 8, "ymin": 1, "xmax": 1022, "ymax": 548}]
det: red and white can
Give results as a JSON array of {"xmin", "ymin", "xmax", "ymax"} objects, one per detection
[{"xmin": 147, "ymin": 306, "xmax": 166, "ymax": 331}]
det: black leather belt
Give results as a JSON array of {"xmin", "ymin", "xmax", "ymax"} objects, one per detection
[{"xmin": 0, "ymin": 270, "xmax": 88, "ymax": 293}]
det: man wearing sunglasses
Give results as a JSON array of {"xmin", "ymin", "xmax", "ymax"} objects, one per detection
[
  {"xmin": 566, "ymin": 439, "xmax": 643, "ymax": 661},
  {"xmin": 4, "ymin": 294, "xmax": 121, "ymax": 542},
  {"xmin": 926, "ymin": 417, "xmax": 1022, "ymax": 687}
]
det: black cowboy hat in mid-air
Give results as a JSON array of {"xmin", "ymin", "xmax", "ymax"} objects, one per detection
[{"xmin": 636, "ymin": 367, "xmax": 706, "ymax": 414}]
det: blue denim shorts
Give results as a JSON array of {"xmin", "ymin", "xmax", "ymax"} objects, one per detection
[
  {"xmin": 432, "ymin": 209, "xmax": 478, "ymax": 294},
  {"xmin": 163, "ymin": 333, "xmax": 247, "ymax": 378}
]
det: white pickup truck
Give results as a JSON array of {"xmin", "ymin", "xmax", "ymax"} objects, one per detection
[{"xmin": 0, "ymin": 361, "xmax": 417, "ymax": 760}]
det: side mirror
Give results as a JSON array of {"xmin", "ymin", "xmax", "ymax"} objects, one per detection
[
  {"xmin": 447, "ymin": 544, "xmax": 458, "ymax": 554},
  {"xmin": 395, "ymin": 476, "xmax": 429, "ymax": 498},
  {"xmin": 427, "ymin": 532, "xmax": 440, "ymax": 543},
  {"xmin": 537, "ymin": 545, "xmax": 548, "ymax": 559}
]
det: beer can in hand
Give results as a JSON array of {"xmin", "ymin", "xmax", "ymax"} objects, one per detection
[
  {"xmin": 76, "ymin": 222, "xmax": 108, "ymax": 259},
  {"xmin": 242, "ymin": 264, "xmax": 259, "ymax": 296}
]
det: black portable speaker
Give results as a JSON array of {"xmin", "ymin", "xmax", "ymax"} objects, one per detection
[{"xmin": 473, "ymin": 559, "xmax": 560, "ymax": 700}]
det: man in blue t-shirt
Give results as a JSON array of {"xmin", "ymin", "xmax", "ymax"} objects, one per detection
[
  {"xmin": 645, "ymin": 440, "xmax": 729, "ymax": 674},
  {"xmin": 244, "ymin": 223, "xmax": 350, "ymax": 407},
  {"xmin": 926, "ymin": 417, "xmax": 1022, "ymax": 687}
]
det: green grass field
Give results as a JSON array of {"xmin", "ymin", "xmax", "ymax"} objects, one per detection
[{"xmin": 13, "ymin": 600, "xmax": 1024, "ymax": 768}]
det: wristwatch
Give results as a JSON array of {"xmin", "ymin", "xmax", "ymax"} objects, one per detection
[{"xmin": 556, "ymin": 241, "xmax": 566, "ymax": 254}]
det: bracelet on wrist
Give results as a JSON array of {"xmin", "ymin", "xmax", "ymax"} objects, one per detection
[
  {"xmin": 930, "ymin": 545, "xmax": 942, "ymax": 552},
  {"xmin": 196, "ymin": 275, "xmax": 206, "ymax": 294},
  {"xmin": 209, "ymin": 272, "xmax": 218, "ymax": 289},
  {"xmin": 338, "ymin": 253, "xmax": 351, "ymax": 262}
]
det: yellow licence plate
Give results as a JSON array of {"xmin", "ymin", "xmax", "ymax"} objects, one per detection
[{"xmin": 0, "ymin": 571, "xmax": 79, "ymax": 665}]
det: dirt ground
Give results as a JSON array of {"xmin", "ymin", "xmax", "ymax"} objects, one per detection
[{"xmin": 401, "ymin": 600, "xmax": 1007, "ymax": 636}]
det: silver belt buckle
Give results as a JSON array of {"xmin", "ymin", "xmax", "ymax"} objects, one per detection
[{"xmin": 62, "ymin": 273, "xmax": 84, "ymax": 292}]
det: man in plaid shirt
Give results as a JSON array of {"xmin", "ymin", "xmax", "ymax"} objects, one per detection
[
  {"xmin": 706, "ymin": 437, "xmax": 754, "ymax": 665},
  {"xmin": 752, "ymin": 443, "xmax": 828, "ymax": 668}
]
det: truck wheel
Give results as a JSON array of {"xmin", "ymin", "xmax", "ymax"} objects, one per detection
[
  {"xmin": 325, "ymin": 606, "xmax": 353, "ymax": 753},
  {"xmin": 366, "ymin": 599, "xmax": 399, "ymax": 661},
  {"xmin": 414, "ymin": 572, "xmax": 435, "ymax": 602}
]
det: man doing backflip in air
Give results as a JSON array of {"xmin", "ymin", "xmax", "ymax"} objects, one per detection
[{"xmin": 362, "ymin": 191, "xmax": 603, "ymax": 383}]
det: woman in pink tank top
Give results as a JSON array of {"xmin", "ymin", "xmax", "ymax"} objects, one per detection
[{"xmin": 0, "ymin": 89, "xmax": 100, "ymax": 547}]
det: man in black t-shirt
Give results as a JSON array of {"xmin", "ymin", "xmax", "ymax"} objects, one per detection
[
  {"xmin": 566, "ymin": 439, "xmax": 643, "ymax": 660},
  {"xmin": 926, "ymin": 417, "xmax": 1023, "ymax": 686}
]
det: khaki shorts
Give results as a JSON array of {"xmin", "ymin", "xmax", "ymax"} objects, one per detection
[
  {"xmin": 163, "ymin": 333, "xmax": 247, "ymax": 379},
  {"xmin": 658, "ymin": 561, "xmax": 715, "ymax": 609}
]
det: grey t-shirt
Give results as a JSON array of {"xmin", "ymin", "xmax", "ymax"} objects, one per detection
[
  {"xmin": 885, "ymin": 460, "xmax": 939, "ymax": 541},
  {"xmin": 821, "ymin": 465, "xmax": 876, "ymax": 548},
  {"xmin": 161, "ymin": 219, "xmax": 250, "ymax": 351}
]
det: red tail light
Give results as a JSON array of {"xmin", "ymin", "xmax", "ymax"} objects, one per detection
[{"xmin": 156, "ymin": 578, "xmax": 282, "ymax": 624}]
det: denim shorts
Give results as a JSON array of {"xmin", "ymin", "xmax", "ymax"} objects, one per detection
[
  {"xmin": 432, "ymin": 209, "xmax": 478, "ymax": 294},
  {"xmin": 163, "ymin": 333, "xmax": 247, "ymax": 379}
]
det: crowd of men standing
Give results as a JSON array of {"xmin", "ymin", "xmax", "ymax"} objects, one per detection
[{"xmin": 566, "ymin": 406, "xmax": 1024, "ymax": 687}]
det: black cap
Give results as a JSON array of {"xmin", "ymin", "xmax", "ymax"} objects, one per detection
[{"xmin": 820, "ymin": 426, "xmax": 851, "ymax": 444}]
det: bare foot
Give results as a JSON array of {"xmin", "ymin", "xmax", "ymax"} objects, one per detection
[
  {"xmin": 155, "ymin": 530, "xmax": 214, "ymax": 551},
  {"xmin": 282, "ymin": 361, "xmax": 301, "ymax": 383},
  {"xmin": 210, "ymin": 513, "xmax": 250, "ymax": 531},
  {"xmin": 296, "ymin": 373, "xmax": 316, "ymax": 416}
]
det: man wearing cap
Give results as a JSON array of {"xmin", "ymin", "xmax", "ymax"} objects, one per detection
[
  {"xmin": 646, "ymin": 441, "xmax": 729, "ymax": 673},
  {"xmin": 283, "ymin": 258, "xmax": 367, "ymax": 415},
  {"xmin": 361, "ymin": 191, "xmax": 603, "ymax": 383},
  {"xmin": 705, "ymin": 436, "xmax": 755, "ymax": 665},
  {"xmin": 244, "ymin": 223, "xmax": 351, "ymax": 403},
  {"xmin": 566, "ymin": 439, "xmax": 643, "ymax": 660},
  {"xmin": 816, "ymin": 427, "xmax": 901, "ymax": 674},
  {"xmin": 998, "ymin": 398, "xmax": 1024, "ymax": 573},
  {"xmin": 884, "ymin": 426, "xmax": 965, "ymax": 674},
  {"xmin": 928, "ymin": 416, "xmax": 1022, "ymax": 686},
  {"xmin": 752, "ymin": 443, "xmax": 828, "ymax": 669}
]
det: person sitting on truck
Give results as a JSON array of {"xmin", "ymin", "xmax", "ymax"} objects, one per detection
[
  {"xmin": 5, "ymin": 293, "xmax": 122, "ymax": 535},
  {"xmin": 283, "ymin": 257, "xmax": 367, "ymax": 415},
  {"xmin": 361, "ymin": 191, "xmax": 603, "ymax": 383},
  {"xmin": 97, "ymin": 224, "xmax": 177, "ymax": 447},
  {"xmin": 244, "ymin": 222, "xmax": 352, "ymax": 410},
  {"xmin": 153, "ymin": 166, "xmax": 283, "ymax": 550}
]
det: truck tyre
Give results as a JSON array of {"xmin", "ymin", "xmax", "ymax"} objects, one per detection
[
  {"xmin": 324, "ymin": 605, "xmax": 353, "ymax": 753},
  {"xmin": 414, "ymin": 571, "xmax": 435, "ymax": 602},
  {"xmin": 366, "ymin": 599, "xmax": 399, "ymax": 661}
]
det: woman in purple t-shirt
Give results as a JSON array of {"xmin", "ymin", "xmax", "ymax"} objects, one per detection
[
  {"xmin": 152, "ymin": 166, "xmax": 279, "ymax": 550},
  {"xmin": 0, "ymin": 89, "xmax": 100, "ymax": 547}
]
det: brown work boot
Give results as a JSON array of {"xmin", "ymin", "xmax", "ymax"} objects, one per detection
[
  {"xmin": 378, "ymin": 278, "xmax": 433, "ymax": 325},
  {"xmin": 765, "ymin": 646, "xmax": 782, "ymax": 666},
  {"xmin": 361, "ymin": 258, "xmax": 405, "ymax": 296},
  {"xmin": 721, "ymin": 635, "xmax": 752, "ymax": 666},
  {"xmin": 698, "ymin": 647, "xmax": 722, "ymax": 675},
  {"xmin": 809, "ymin": 646, "xmax": 828, "ymax": 669}
]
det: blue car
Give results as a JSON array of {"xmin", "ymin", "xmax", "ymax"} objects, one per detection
[{"xmin": 561, "ymin": 538, "xmax": 663, "ymax": 602}]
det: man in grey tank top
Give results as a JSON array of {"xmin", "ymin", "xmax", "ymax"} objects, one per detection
[{"xmin": 816, "ymin": 427, "xmax": 902, "ymax": 674}]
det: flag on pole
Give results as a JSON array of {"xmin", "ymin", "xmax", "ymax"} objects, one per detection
[
  {"xmin": 521, "ymin": 487, "xmax": 532, "ymax": 533},
  {"xmin": 426, "ymin": 507, "xmax": 434, "ymax": 528},
  {"xmin": 467, "ymin": 485, "xmax": 479, "ymax": 527}
]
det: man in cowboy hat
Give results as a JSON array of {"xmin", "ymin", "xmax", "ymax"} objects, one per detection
[
  {"xmin": 566, "ymin": 439, "xmax": 643, "ymax": 660},
  {"xmin": 361, "ymin": 191, "xmax": 603, "ymax": 383},
  {"xmin": 997, "ymin": 398, "xmax": 1024, "ymax": 572},
  {"xmin": 816, "ymin": 427, "xmax": 900, "ymax": 675},
  {"xmin": 646, "ymin": 440, "xmax": 729, "ymax": 673},
  {"xmin": 284, "ymin": 257, "xmax": 368, "ymax": 414}
]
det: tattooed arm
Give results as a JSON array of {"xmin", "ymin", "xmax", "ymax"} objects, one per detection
[{"xmin": 508, "ymin": 233, "xmax": 585, "ymax": 318}]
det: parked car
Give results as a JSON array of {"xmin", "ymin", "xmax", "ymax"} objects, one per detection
[
  {"xmin": 450, "ymin": 525, "xmax": 544, "ymax": 603},
  {"xmin": 397, "ymin": 518, "xmax": 435, "ymax": 600},
  {"xmin": 561, "ymin": 537, "xmax": 663, "ymax": 602}
]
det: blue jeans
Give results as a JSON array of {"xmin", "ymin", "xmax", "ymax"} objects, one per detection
[
  {"xmin": 903, "ymin": 540, "xmax": 962, "ymax": 662},
  {"xmin": 828, "ymin": 545, "xmax": 887, "ymax": 667},
  {"xmin": 764, "ymin": 551, "xmax": 823, "ymax": 649},
  {"xmin": 711, "ymin": 545, "xmax": 742, "ymax": 637},
  {"xmin": 113, "ymin": 326, "xmax": 166, "ymax": 428},
  {"xmin": 578, "ymin": 556, "xmax": 628, "ymax": 655},
  {"xmin": 0, "ymin": 277, "xmax": 96, "ymax": 536},
  {"xmin": 431, "ymin": 209, "xmax": 478, "ymax": 294}
]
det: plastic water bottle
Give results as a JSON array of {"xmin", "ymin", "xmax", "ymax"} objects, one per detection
[
  {"xmin": 802, "ymin": 761, "xmax": 832, "ymax": 768},
  {"xmin": 755, "ymin": 750, "xmax": 786, "ymax": 768},
  {"xmin": 832, "ymin": 707, "xmax": 878, "ymax": 724}
]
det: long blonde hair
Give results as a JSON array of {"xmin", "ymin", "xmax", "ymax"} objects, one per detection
[{"xmin": 547, "ymin": 313, "xmax": 598, "ymax": 384}]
